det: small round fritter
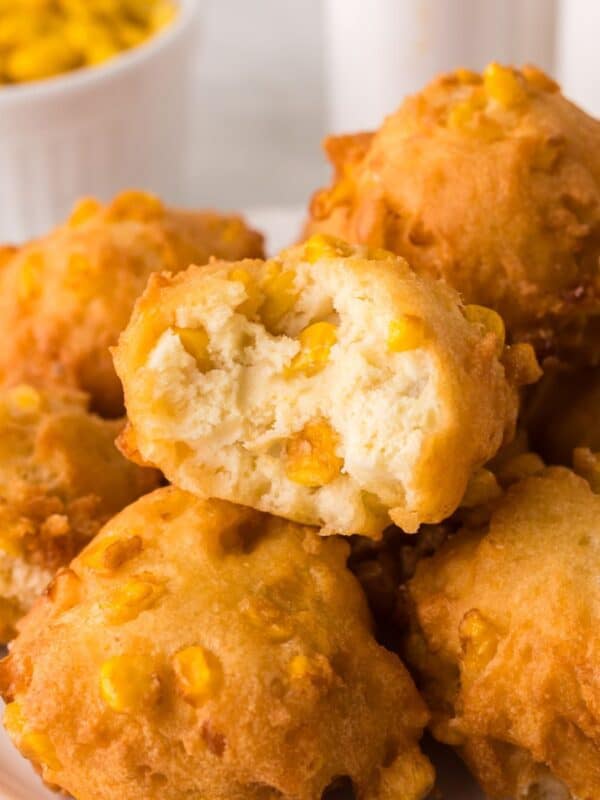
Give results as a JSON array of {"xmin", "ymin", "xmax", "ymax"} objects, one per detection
[
  {"xmin": 526, "ymin": 366, "xmax": 600, "ymax": 465},
  {"xmin": 0, "ymin": 488, "xmax": 434, "ymax": 800},
  {"xmin": 0, "ymin": 190, "xmax": 264, "ymax": 417},
  {"xmin": 0, "ymin": 384, "xmax": 159, "ymax": 642},
  {"xmin": 114, "ymin": 236, "xmax": 534, "ymax": 538},
  {"xmin": 306, "ymin": 64, "xmax": 600, "ymax": 365},
  {"xmin": 405, "ymin": 468, "xmax": 600, "ymax": 800}
]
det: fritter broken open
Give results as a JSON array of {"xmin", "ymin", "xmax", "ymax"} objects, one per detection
[{"xmin": 114, "ymin": 236, "xmax": 533, "ymax": 538}]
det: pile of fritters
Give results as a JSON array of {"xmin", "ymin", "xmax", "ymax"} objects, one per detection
[
  {"xmin": 1, "ymin": 64, "xmax": 600, "ymax": 800},
  {"xmin": 0, "ymin": 189, "xmax": 263, "ymax": 640}
]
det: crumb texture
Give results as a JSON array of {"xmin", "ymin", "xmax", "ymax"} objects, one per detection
[{"xmin": 114, "ymin": 239, "xmax": 522, "ymax": 537}]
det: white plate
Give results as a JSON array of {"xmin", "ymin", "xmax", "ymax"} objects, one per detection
[{"xmin": 0, "ymin": 208, "xmax": 485, "ymax": 800}]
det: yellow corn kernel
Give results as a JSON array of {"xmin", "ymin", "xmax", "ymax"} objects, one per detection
[
  {"xmin": 461, "ymin": 468, "xmax": 502, "ymax": 509},
  {"xmin": 483, "ymin": 62, "xmax": 528, "ymax": 108},
  {"xmin": 6, "ymin": 37, "xmax": 81, "ymax": 83},
  {"xmin": 3, "ymin": 703, "xmax": 61, "ymax": 770},
  {"xmin": 175, "ymin": 326, "xmax": 212, "ymax": 372},
  {"xmin": 454, "ymin": 67, "xmax": 482, "ymax": 85},
  {"xmin": 68, "ymin": 197, "xmax": 102, "ymax": 226},
  {"xmin": 447, "ymin": 86, "xmax": 485, "ymax": 123},
  {"xmin": 447, "ymin": 100, "xmax": 474, "ymax": 130},
  {"xmin": 46, "ymin": 568, "xmax": 82, "ymax": 613},
  {"xmin": 3, "ymin": 701, "xmax": 24, "ymax": 736},
  {"xmin": 0, "ymin": 14, "xmax": 45, "ymax": 52},
  {"xmin": 464, "ymin": 304, "xmax": 506, "ymax": 355},
  {"xmin": 107, "ymin": 190, "xmax": 164, "ymax": 222},
  {"xmin": 387, "ymin": 316, "xmax": 427, "ymax": 353},
  {"xmin": 522, "ymin": 65, "xmax": 559, "ymax": 93},
  {"xmin": 259, "ymin": 262, "xmax": 298, "ymax": 330},
  {"xmin": 84, "ymin": 37, "xmax": 121, "ymax": 67},
  {"xmin": 285, "ymin": 420, "xmax": 343, "ymax": 488},
  {"xmin": 303, "ymin": 233, "xmax": 353, "ymax": 263},
  {"xmin": 80, "ymin": 534, "xmax": 143, "ymax": 575},
  {"xmin": 7, "ymin": 384, "xmax": 42, "ymax": 416},
  {"xmin": 287, "ymin": 321, "xmax": 337, "ymax": 377},
  {"xmin": 18, "ymin": 251, "xmax": 44, "ymax": 302},
  {"xmin": 21, "ymin": 732, "xmax": 62, "ymax": 771},
  {"xmin": 289, "ymin": 654, "xmax": 311, "ymax": 680},
  {"xmin": 103, "ymin": 577, "xmax": 165, "ymax": 624},
  {"xmin": 100, "ymin": 654, "xmax": 159, "ymax": 713},
  {"xmin": 63, "ymin": 17, "xmax": 105, "ymax": 49},
  {"xmin": 115, "ymin": 21, "xmax": 147, "ymax": 48},
  {"xmin": 460, "ymin": 609, "xmax": 498, "ymax": 679},
  {"xmin": 229, "ymin": 267, "xmax": 262, "ymax": 318},
  {"xmin": 172, "ymin": 646, "xmax": 222, "ymax": 707}
]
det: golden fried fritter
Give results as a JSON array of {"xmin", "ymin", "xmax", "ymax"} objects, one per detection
[
  {"xmin": 0, "ymin": 384, "xmax": 159, "ymax": 641},
  {"xmin": 306, "ymin": 64, "xmax": 600, "ymax": 365},
  {"xmin": 406, "ymin": 468, "xmax": 600, "ymax": 800},
  {"xmin": 0, "ymin": 488, "xmax": 434, "ymax": 800},
  {"xmin": 114, "ymin": 236, "xmax": 534, "ymax": 538},
  {"xmin": 525, "ymin": 366, "xmax": 600, "ymax": 465},
  {"xmin": 0, "ymin": 190, "xmax": 264, "ymax": 417}
]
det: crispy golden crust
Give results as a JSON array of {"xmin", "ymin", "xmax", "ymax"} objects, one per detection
[
  {"xmin": 406, "ymin": 468, "xmax": 600, "ymax": 799},
  {"xmin": 0, "ymin": 191, "xmax": 264, "ymax": 417},
  {"xmin": 305, "ymin": 65, "xmax": 600, "ymax": 366},
  {"xmin": 0, "ymin": 384, "xmax": 160, "ymax": 641},
  {"xmin": 0, "ymin": 488, "xmax": 433, "ymax": 800},
  {"xmin": 525, "ymin": 366, "xmax": 600, "ymax": 465},
  {"xmin": 113, "ymin": 238, "xmax": 529, "ymax": 538}
]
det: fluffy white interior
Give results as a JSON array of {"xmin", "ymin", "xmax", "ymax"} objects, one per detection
[{"xmin": 139, "ymin": 260, "xmax": 442, "ymax": 532}]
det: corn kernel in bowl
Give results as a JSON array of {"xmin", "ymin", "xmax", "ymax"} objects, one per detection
[{"xmin": 0, "ymin": 0, "xmax": 178, "ymax": 85}]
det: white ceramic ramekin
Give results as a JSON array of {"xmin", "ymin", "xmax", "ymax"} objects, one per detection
[{"xmin": 0, "ymin": 0, "xmax": 200, "ymax": 243}]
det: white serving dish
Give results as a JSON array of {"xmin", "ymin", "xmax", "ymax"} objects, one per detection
[{"xmin": 0, "ymin": 0, "xmax": 200, "ymax": 243}]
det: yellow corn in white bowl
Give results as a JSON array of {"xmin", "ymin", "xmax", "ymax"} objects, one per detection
[
  {"xmin": 0, "ymin": 1, "xmax": 178, "ymax": 85},
  {"xmin": 0, "ymin": 0, "xmax": 199, "ymax": 242}
]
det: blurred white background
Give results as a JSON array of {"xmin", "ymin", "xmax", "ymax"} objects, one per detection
[
  {"xmin": 1, "ymin": 0, "xmax": 598, "ymax": 242},
  {"xmin": 188, "ymin": 0, "xmax": 328, "ymax": 210},
  {"xmin": 188, "ymin": 0, "xmax": 599, "ymax": 212}
]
